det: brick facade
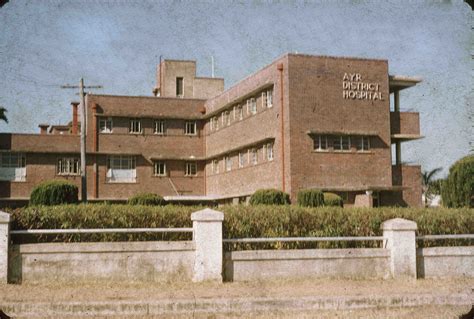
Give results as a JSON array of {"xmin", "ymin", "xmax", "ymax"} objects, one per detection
[{"xmin": 0, "ymin": 54, "xmax": 423, "ymax": 207}]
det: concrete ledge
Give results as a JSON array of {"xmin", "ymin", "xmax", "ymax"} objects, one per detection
[
  {"xmin": 227, "ymin": 248, "xmax": 390, "ymax": 261},
  {"xmin": 225, "ymin": 248, "xmax": 391, "ymax": 281},
  {"xmin": 417, "ymin": 246, "xmax": 474, "ymax": 257},
  {"xmin": 1, "ymin": 293, "xmax": 471, "ymax": 317},
  {"xmin": 16, "ymin": 240, "xmax": 195, "ymax": 254},
  {"xmin": 417, "ymin": 246, "xmax": 474, "ymax": 278}
]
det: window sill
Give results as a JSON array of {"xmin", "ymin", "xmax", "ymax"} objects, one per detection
[
  {"xmin": 105, "ymin": 181, "xmax": 137, "ymax": 184},
  {"xmin": 152, "ymin": 175, "xmax": 167, "ymax": 178},
  {"xmin": 1, "ymin": 179, "xmax": 27, "ymax": 183},
  {"xmin": 99, "ymin": 131, "xmax": 113, "ymax": 134}
]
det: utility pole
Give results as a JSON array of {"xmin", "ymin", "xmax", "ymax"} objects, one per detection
[{"xmin": 61, "ymin": 79, "xmax": 103, "ymax": 202}]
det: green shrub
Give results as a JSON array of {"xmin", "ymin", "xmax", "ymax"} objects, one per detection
[
  {"xmin": 249, "ymin": 189, "xmax": 290, "ymax": 205},
  {"xmin": 9, "ymin": 204, "xmax": 196, "ymax": 243},
  {"xmin": 128, "ymin": 193, "xmax": 165, "ymax": 206},
  {"xmin": 6, "ymin": 205, "xmax": 473, "ymax": 249},
  {"xmin": 442, "ymin": 155, "xmax": 474, "ymax": 208},
  {"xmin": 323, "ymin": 192, "xmax": 343, "ymax": 207},
  {"xmin": 297, "ymin": 189, "xmax": 324, "ymax": 207},
  {"xmin": 222, "ymin": 206, "xmax": 474, "ymax": 250},
  {"xmin": 29, "ymin": 180, "xmax": 78, "ymax": 206}
]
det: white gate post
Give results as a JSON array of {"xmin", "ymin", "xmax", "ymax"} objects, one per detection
[
  {"xmin": 0, "ymin": 211, "xmax": 10, "ymax": 284},
  {"xmin": 382, "ymin": 218, "xmax": 417, "ymax": 279},
  {"xmin": 191, "ymin": 208, "xmax": 224, "ymax": 282}
]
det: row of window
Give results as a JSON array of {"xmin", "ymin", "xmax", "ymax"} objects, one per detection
[
  {"xmin": 211, "ymin": 142, "xmax": 274, "ymax": 174},
  {"xmin": 153, "ymin": 161, "xmax": 197, "ymax": 177},
  {"xmin": 209, "ymin": 88, "xmax": 273, "ymax": 131},
  {"xmin": 313, "ymin": 135, "xmax": 371, "ymax": 152},
  {"xmin": 99, "ymin": 118, "xmax": 197, "ymax": 136}
]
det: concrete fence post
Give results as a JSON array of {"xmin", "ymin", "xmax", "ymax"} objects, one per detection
[
  {"xmin": 382, "ymin": 218, "xmax": 417, "ymax": 279},
  {"xmin": 191, "ymin": 208, "xmax": 224, "ymax": 282},
  {"xmin": 0, "ymin": 211, "xmax": 10, "ymax": 284}
]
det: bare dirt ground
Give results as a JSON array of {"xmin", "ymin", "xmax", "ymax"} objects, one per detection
[
  {"xmin": 1, "ymin": 278, "xmax": 473, "ymax": 318},
  {"xmin": 1, "ymin": 277, "xmax": 472, "ymax": 302}
]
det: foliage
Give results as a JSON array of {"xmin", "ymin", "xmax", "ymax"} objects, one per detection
[
  {"xmin": 6, "ymin": 205, "xmax": 473, "ymax": 249},
  {"xmin": 0, "ymin": 106, "xmax": 7, "ymax": 123},
  {"xmin": 323, "ymin": 192, "xmax": 343, "ymax": 207},
  {"xmin": 249, "ymin": 189, "xmax": 290, "ymax": 205},
  {"xmin": 422, "ymin": 167, "xmax": 442, "ymax": 206},
  {"xmin": 222, "ymin": 205, "xmax": 474, "ymax": 250},
  {"xmin": 128, "ymin": 193, "xmax": 165, "ymax": 206},
  {"xmin": 9, "ymin": 204, "xmax": 196, "ymax": 243},
  {"xmin": 442, "ymin": 155, "xmax": 474, "ymax": 208},
  {"xmin": 297, "ymin": 189, "xmax": 324, "ymax": 207},
  {"xmin": 29, "ymin": 180, "xmax": 78, "ymax": 206},
  {"xmin": 429, "ymin": 179, "xmax": 444, "ymax": 195}
]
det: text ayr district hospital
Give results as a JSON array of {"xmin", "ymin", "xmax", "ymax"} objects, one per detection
[{"xmin": 342, "ymin": 73, "xmax": 384, "ymax": 101}]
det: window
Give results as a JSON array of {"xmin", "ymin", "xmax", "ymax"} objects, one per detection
[
  {"xmin": 262, "ymin": 89, "xmax": 273, "ymax": 108},
  {"xmin": 185, "ymin": 162, "xmax": 197, "ymax": 176},
  {"xmin": 154, "ymin": 120, "xmax": 165, "ymax": 135},
  {"xmin": 0, "ymin": 152, "xmax": 26, "ymax": 181},
  {"xmin": 211, "ymin": 116, "xmax": 219, "ymax": 131},
  {"xmin": 106, "ymin": 155, "xmax": 136, "ymax": 183},
  {"xmin": 57, "ymin": 157, "xmax": 80, "ymax": 175},
  {"xmin": 249, "ymin": 148, "xmax": 258, "ymax": 165},
  {"xmin": 238, "ymin": 152, "xmax": 245, "ymax": 168},
  {"xmin": 222, "ymin": 111, "xmax": 230, "ymax": 126},
  {"xmin": 356, "ymin": 136, "xmax": 370, "ymax": 151},
  {"xmin": 225, "ymin": 155, "xmax": 232, "ymax": 171},
  {"xmin": 266, "ymin": 143, "xmax": 274, "ymax": 161},
  {"xmin": 99, "ymin": 118, "xmax": 113, "ymax": 133},
  {"xmin": 247, "ymin": 98, "xmax": 257, "ymax": 115},
  {"xmin": 226, "ymin": 111, "xmax": 231, "ymax": 126},
  {"xmin": 313, "ymin": 135, "xmax": 328, "ymax": 151},
  {"xmin": 266, "ymin": 89, "xmax": 273, "ymax": 108},
  {"xmin": 176, "ymin": 77, "xmax": 183, "ymax": 97},
  {"xmin": 236, "ymin": 105, "xmax": 243, "ymax": 120},
  {"xmin": 154, "ymin": 161, "xmax": 166, "ymax": 176},
  {"xmin": 185, "ymin": 121, "xmax": 197, "ymax": 135},
  {"xmin": 212, "ymin": 159, "xmax": 219, "ymax": 174},
  {"xmin": 129, "ymin": 119, "xmax": 142, "ymax": 134},
  {"xmin": 334, "ymin": 136, "xmax": 351, "ymax": 151}
]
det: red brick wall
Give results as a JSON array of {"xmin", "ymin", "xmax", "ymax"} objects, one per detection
[{"xmin": 286, "ymin": 55, "xmax": 392, "ymax": 200}]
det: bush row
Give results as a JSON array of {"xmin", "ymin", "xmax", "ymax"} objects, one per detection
[{"xmin": 6, "ymin": 204, "xmax": 473, "ymax": 249}]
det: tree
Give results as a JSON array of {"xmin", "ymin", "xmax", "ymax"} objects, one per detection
[
  {"xmin": 422, "ymin": 167, "xmax": 442, "ymax": 207},
  {"xmin": 441, "ymin": 155, "xmax": 474, "ymax": 208},
  {"xmin": 0, "ymin": 107, "xmax": 7, "ymax": 123}
]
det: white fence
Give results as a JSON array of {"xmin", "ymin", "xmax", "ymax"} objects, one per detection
[{"xmin": 0, "ymin": 210, "xmax": 472, "ymax": 284}]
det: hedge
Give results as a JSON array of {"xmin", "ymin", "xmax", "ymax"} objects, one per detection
[
  {"xmin": 323, "ymin": 193, "xmax": 343, "ymax": 207},
  {"xmin": 249, "ymin": 189, "xmax": 290, "ymax": 205},
  {"xmin": 297, "ymin": 189, "xmax": 324, "ymax": 207},
  {"xmin": 29, "ymin": 180, "xmax": 78, "ymax": 206},
  {"xmin": 6, "ymin": 205, "xmax": 473, "ymax": 249},
  {"xmin": 128, "ymin": 193, "xmax": 165, "ymax": 206},
  {"xmin": 442, "ymin": 155, "xmax": 474, "ymax": 208}
]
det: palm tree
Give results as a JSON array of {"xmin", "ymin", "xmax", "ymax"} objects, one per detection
[
  {"xmin": 0, "ymin": 107, "xmax": 7, "ymax": 123},
  {"xmin": 422, "ymin": 167, "xmax": 442, "ymax": 207}
]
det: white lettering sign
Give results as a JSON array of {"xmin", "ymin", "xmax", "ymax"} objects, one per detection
[{"xmin": 342, "ymin": 73, "xmax": 384, "ymax": 101}]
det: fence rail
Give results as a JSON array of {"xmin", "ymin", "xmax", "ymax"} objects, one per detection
[
  {"xmin": 223, "ymin": 236, "xmax": 384, "ymax": 243},
  {"xmin": 10, "ymin": 228, "xmax": 194, "ymax": 235},
  {"xmin": 416, "ymin": 234, "xmax": 474, "ymax": 240}
]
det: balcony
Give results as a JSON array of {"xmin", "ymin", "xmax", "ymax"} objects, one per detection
[{"xmin": 390, "ymin": 112, "xmax": 422, "ymax": 143}]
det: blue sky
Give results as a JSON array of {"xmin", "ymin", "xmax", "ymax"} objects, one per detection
[{"xmin": 0, "ymin": 0, "xmax": 472, "ymax": 177}]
